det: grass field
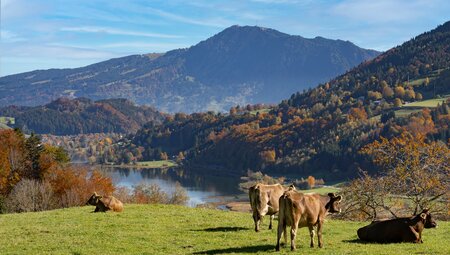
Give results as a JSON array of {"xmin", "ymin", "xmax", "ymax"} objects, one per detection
[
  {"xmin": 403, "ymin": 97, "xmax": 448, "ymax": 108},
  {"xmin": 135, "ymin": 160, "xmax": 178, "ymax": 168},
  {"xmin": 0, "ymin": 204, "xmax": 448, "ymax": 255},
  {"xmin": 249, "ymin": 108, "xmax": 271, "ymax": 115},
  {"xmin": 297, "ymin": 186, "xmax": 341, "ymax": 195}
]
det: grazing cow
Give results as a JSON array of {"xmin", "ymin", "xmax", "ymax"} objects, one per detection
[
  {"xmin": 86, "ymin": 192, "xmax": 124, "ymax": 212},
  {"xmin": 357, "ymin": 209, "xmax": 437, "ymax": 243},
  {"xmin": 249, "ymin": 183, "xmax": 291, "ymax": 232},
  {"xmin": 276, "ymin": 192, "xmax": 342, "ymax": 251}
]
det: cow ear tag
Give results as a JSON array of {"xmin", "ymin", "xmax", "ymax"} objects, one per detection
[{"xmin": 420, "ymin": 213, "xmax": 426, "ymax": 219}]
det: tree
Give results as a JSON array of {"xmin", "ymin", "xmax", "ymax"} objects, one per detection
[
  {"xmin": 394, "ymin": 86, "xmax": 405, "ymax": 98},
  {"xmin": 307, "ymin": 176, "xmax": 316, "ymax": 189},
  {"xmin": 260, "ymin": 150, "xmax": 276, "ymax": 163},
  {"xmin": 394, "ymin": 98, "xmax": 402, "ymax": 107},
  {"xmin": 348, "ymin": 107, "xmax": 368, "ymax": 121},
  {"xmin": 382, "ymin": 86, "xmax": 394, "ymax": 99},
  {"xmin": 361, "ymin": 133, "xmax": 449, "ymax": 215}
]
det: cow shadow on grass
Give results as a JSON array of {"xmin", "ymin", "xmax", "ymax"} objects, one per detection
[
  {"xmin": 342, "ymin": 239, "xmax": 367, "ymax": 244},
  {"xmin": 192, "ymin": 244, "xmax": 274, "ymax": 254},
  {"xmin": 197, "ymin": 226, "xmax": 250, "ymax": 232}
]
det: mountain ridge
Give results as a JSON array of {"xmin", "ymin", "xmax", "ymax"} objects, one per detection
[{"xmin": 0, "ymin": 25, "xmax": 379, "ymax": 113}]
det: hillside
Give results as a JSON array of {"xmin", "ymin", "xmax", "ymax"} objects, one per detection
[
  {"xmin": 0, "ymin": 26, "xmax": 379, "ymax": 113},
  {"xmin": 115, "ymin": 22, "xmax": 450, "ymax": 180},
  {"xmin": 0, "ymin": 204, "xmax": 448, "ymax": 255},
  {"xmin": 0, "ymin": 98, "xmax": 165, "ymax": 135}
]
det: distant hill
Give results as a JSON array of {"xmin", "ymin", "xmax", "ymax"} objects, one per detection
[
  {"xmin": 0, "ymin": 98, "xmax": 165, "ymax": 135},
  {"xmin": 0, "ymin": 25, "xmax": 379, "ymax": 113},
  {"xmin": 115, "ymin": 21, "xmax": 450, "ymax": 180}
]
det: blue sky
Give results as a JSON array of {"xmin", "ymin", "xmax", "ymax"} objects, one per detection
[{"xmin": 1, "ymin": 0, "xmax": 449, "ymax": 76}]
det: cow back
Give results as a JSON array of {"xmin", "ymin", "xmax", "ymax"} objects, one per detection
[
  {"xmin": 249, "ymin": 183, "xmax": 284, "ymax": 216},
  {"xmin": 100, "ymin": 196, "xmax": 124, "ymax": 212}
]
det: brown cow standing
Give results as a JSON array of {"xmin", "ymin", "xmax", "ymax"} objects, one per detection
[
  {"xmin": 86, "ymin": 192, "xmax": 124, "ymax": 212},
  {"xmin": 357, "ymin": 209, "xmax": 437, "ymax": 243},
  {"xmin": 276, "ymin": 191, "xmax": 342, "ymax": 251},
  {"xmin": 249, "ymin": 183, "xmax": 290, "ymax": 232}
]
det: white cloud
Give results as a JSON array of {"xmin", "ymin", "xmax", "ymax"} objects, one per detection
[{"xmin": 60, "ymin": 26, "xmax": 183, "ymax": 39}]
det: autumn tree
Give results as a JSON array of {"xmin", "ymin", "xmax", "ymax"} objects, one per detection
[
  {"xmin": 394, "ymin": 86, "xmax": 405, "ymax": 98},
  {"xmin": 260, "ymin": 149, "xmax": 276, "ymax": 163},
  {"xmin": 361, "ymin": 133, "xmax": 449, "ymax": 215},
  {"xmin": 382, "ymin": 86, "xmax": 394, "ymax": 99},
  {"xmin": 307, "ymin": 175, "xmax": 316, "ymax": 189}
]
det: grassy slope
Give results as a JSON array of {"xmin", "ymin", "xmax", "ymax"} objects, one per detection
[
  {"xmin": 0, "ymin": 205, "xmax": 448, "ymax": 255},
  {"xmin": 403, "ymin": 97, "xmax": 448, "ymax": 108}
]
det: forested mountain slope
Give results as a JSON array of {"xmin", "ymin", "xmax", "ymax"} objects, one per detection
[
  {"xmin": 0, "ymin": 98, "xmax": 165, "ymax": 135},
  {"xmin": 115, "ymin": 22, "xmax": 450, "ymax": 180}
]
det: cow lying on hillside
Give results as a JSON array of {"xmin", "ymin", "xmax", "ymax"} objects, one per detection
[
  {"xmin": 86, "ymin": 192, "xmax": 124, "ymax": 212},
  {"xmin": 249, "ymin": 184, "xmax": 296, "ymax": 232},
  {"xmin": 276, "ymin": 192, "xmax": 342, "ymax": 251},
  {"xmin": 357, "ymin": 209, "xmax": 437, "ymax": 243}
]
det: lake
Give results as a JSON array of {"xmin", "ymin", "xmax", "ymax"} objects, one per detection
[{"xmin": 103, "ymin": 167, "xmax": 242, "ymax": 207}]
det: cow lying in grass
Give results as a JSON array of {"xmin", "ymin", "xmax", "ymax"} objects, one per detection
[
  {"xmin": 276, "ymin": 192, "xmax": 342, "ymax": 251},
  {"xmin": 357, "ymin": 209, "xmax": 437, "ymax": 243},
  {"xmin": 86, "ymin": 192, "xmax": 124, "ymax": 212}
]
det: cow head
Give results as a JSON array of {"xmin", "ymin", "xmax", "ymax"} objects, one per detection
[
  {"xmin": 325, "ymin": 193, "xmax": 342, "ymax": 213},
  {"xmin": 86, "ymin": 192, "xmax": 102, "ymax": 206},
  {"xmin": 420, "ymin": 208, "xmax": 437, "ymax": 228}
]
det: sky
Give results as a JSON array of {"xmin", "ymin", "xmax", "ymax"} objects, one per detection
[{"xmin": 1, "ymin": 0, "xmax": 450, "ymax": 77}]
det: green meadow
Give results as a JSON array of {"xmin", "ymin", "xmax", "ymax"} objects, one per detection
[{"xmin": 0, "ymin": 204, "xmax": 448, "ymax": 255}]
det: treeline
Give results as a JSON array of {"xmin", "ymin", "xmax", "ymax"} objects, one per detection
[
  {"xmin": 0, "ymin": 129, "xmax": 114, "ymax": 213},
  {"xmin": 0, "ymin": 98, "xmax": 165, "ymax": 135}
]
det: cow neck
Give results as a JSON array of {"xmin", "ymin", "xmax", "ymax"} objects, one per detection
[{"xmin": 408, "ymin": 215, "xmax": 425, "ymax": 232}]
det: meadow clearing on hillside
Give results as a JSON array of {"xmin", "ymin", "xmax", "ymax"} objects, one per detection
[{"xmin": 0, "ymin": 204, "xmax": 448, "ymax": 255}]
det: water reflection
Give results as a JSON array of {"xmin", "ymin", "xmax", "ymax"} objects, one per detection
[{"xmin": 104, "ymin": 167, "xmax": 241, "ymax": 207}]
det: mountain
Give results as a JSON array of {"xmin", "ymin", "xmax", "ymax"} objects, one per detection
[
  {"xmin": 113, "ymin": 22, "xmax": 450, "ymax": 180},
  {"xmin": 0, "ymin": 25, "xmax": 379, "ymax": 113},
  {"xmin": 0, "ymin": 98, "xmax": 165, "ymax": 135}
]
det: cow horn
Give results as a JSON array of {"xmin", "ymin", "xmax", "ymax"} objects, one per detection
[{"xmin": 94, "ymin": 192, "xmax": 98, "ymax": 196}]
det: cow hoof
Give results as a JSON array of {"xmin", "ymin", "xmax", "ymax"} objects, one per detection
[{"xmin": 275, "ymin": 246, "xmax": 280, "ymax": 251}]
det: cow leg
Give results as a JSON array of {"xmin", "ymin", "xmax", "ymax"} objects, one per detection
[
  {"xmin": 253, "ymin": 213, "xmax": 260, "ymax": 232},
  {"xmin": 308, "ymin": 225, "xmax": 315, "ymax": 248},
  {"xmin": 269, "ymin": 214, "xmax": 274, "ymax": 230},
  {"xmin": 317, "ymin": 221, "xmax": 324, "ymax": 248},
  {"xmin": 276, "ymin": 217, "xmax": 284, "ymax": 251},
  {"xmin": 290, "ymin": 225, "xmax": 298, "ymax": 251},
  {"xmin": 94, "ymin": 206, "xmax": 100, "ymax": 212}
]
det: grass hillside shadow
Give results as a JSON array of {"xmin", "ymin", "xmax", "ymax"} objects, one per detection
[
  {"xmin": 198, "ymin": 226, "xmax": 249, "ymax": 232},
  {"xmin": 192, "ymin": 244, "xmax": 274, "ymax": 254}
]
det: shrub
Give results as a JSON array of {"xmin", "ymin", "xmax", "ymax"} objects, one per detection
[
  {"xmin": 4, "ymin": 179, "xmax": 55, "ymax": 213},
  {"xmin": 168, "ymin": 182, "xmax": 189, "ymax": 205}
]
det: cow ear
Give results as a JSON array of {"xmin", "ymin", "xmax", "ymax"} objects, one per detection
[
  {"xmin": 328, "ymin": 193, "xmax": 335, "ymax": 198},
  {"xmin": 420, "ymin": 213, "xmax": 427, "ymax": 220},
  {"xmin": 422, "ymin": 208, "xmax": 429, "ymax": 213},
  {"xmin": 98, "ymin": 195, "xmax": 103, "ymax": 199}
]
